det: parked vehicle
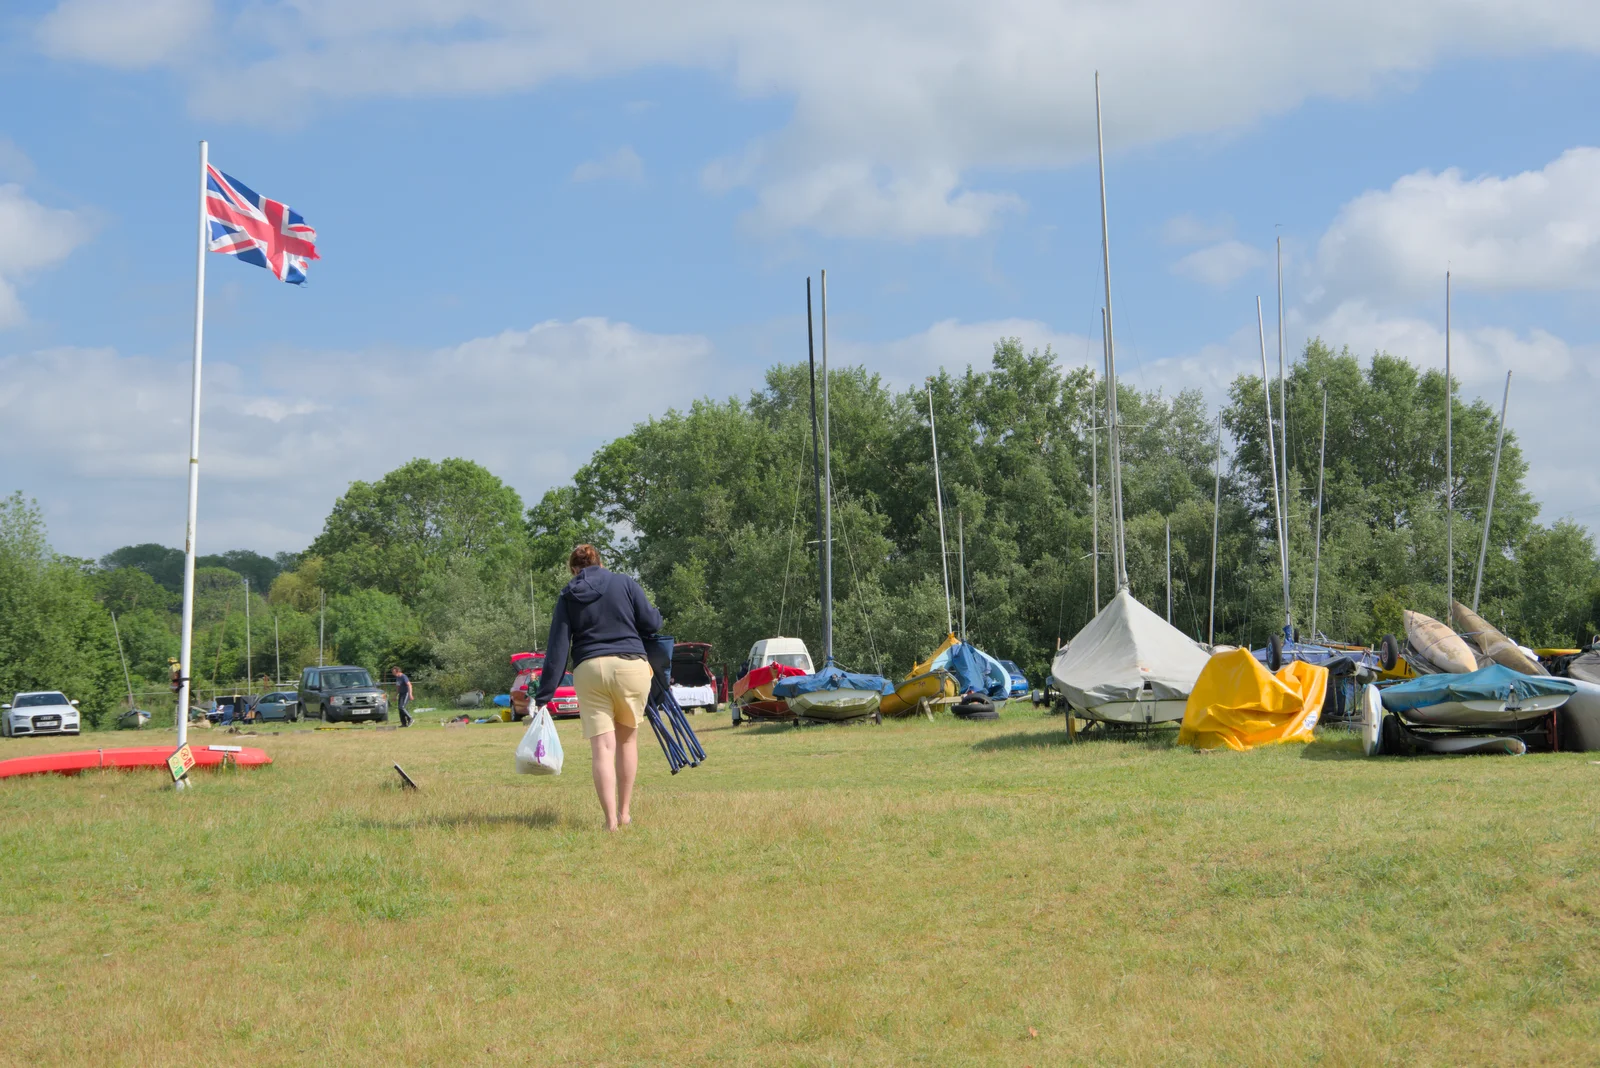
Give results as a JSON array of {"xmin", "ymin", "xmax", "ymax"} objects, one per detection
[
  {"xmin": 670, "ymin": 641, "xmax": 724, "ymax": 713},
  {"xmin": 997, "ymin": 659, "xmax": 1031, "ymax": 699},
  {"xmin": 3, "ymin": 691, "xmax": 82, "ymax": 737},
  {"xmin": 254, "ymin": 691, "xmax": 299, "ymax": 722},
  {"xmin": 508, "ymin": 652, "xmax": 579, "ymax": 719},
  {"xmin": 297, "ymin": 667, "xmax": 389, "ymax": 722}
]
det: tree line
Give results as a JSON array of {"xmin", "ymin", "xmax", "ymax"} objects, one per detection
[{"xmin": 5, "ymin": 337, "xmax": 1596, "ymax": 728}]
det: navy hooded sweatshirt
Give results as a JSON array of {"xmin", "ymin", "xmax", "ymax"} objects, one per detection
[{"xmin": 534, "ymin": 566, "xmax": 662, "ymax": 706}]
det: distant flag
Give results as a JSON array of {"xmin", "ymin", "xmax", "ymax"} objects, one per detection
[{"xmin": 204, "ymin": 165, "xmax": 319, "ymax": 284}]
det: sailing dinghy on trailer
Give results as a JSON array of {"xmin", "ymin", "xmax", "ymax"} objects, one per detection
[
  {"xmin": 1049, "ymin": 75, "xmax": 1209, "ymax": 728},
  {"xmin": 770, "ymin": 271, "xmax": 890, "ymax": 725},
  {"xmin": 1052, "ymin": 589, "xmax": 1210, "ymax": 724}
]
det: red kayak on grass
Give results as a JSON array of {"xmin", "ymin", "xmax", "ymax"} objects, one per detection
[{"xmin": 0, "ymin": 745, "xmax": 272, "ymax": 779}]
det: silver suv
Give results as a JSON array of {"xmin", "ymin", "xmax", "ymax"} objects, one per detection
[{"xmin": 3, "ymin": 691, "xmax": 82, "ymax": 737}]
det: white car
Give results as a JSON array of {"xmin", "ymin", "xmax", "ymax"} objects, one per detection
[{"xmin": 3, "ymin": 691, "xmax": 82, "ymax": 737}]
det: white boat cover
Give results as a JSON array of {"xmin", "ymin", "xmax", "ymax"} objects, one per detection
[
  {"xmin": 1050, "ymin": 588, "xmax": 1211, "ymax": 709},
  {"xmin": 670, "ymin": 684, "xmax": 717, "ymax": 708}
]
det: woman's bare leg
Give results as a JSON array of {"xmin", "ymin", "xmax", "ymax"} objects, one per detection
[
  {"xmin": 615, "ymin": 724, "xmax": 638, "ymax": 826},
  {"xmin": 590, "ymin": 730, "xmax": 619, "ymax": 830}
]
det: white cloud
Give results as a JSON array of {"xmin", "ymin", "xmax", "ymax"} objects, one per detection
[
  {"xmin": 0, "ymin": 139, "xmax": 34, "ymax": 182},
  {"xmin": 834, "ymin": 317, "xmax": 1093, "ymax": 387},
  {"xmin": 1315, "ymin": 147, "xmax": 1600, "ymax": 302},
  {"xmin": 39, "ymin": 0, "xmax": 1600, "ymax": 239},
  {"xmin": 37, "ymin": 0, "xmax": 211, "ymax": 69},
  {"xmin": 1172, "ymin": 239, "xmax": 1268, "ymax": 288},
  {"xmin": 571, "ymin": 146, "xmax": 644, "ymax": 184},
  {"xmin": 1306, "ymin": 300, "xmax": 1576, "ymax": 385},
  {"xmin": 0, "ymin": 320, "xmax": 712, "ymax": 556},
  {"xmin": 0, "ymin": 184, "xmax": 95, "ymax": 328},
  {"xmin": 1162, "ymin": 213, "xmax": 1234, "ymax": 246}
]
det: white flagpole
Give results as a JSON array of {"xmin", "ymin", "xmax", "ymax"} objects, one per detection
[{"xmin": 174, "ymin": 139, "xmax": 209, "ymax": 770}]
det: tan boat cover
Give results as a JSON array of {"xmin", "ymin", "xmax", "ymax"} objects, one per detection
[
  {"xmin": 1404, "ymin": 609, "xmax": 1478, "ymax": 674},
  {"xmin": 1450, "ymin": 601, "xmax": 1548, "ymax": 676},
  {"xmin": 1051, "ymin": 589, "xmax": 1210, "ymax": 708}
]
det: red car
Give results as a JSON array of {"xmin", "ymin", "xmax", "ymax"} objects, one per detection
[{"xmin": 509, "ymin": 652, "xmax": 580, "ymax": 719}]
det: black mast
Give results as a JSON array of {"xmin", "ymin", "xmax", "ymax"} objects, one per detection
[{"xmin": 806, "ymin": 278, "xmax": 826, "ymax": 663}]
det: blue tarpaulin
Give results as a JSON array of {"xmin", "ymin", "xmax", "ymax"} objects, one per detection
[
  {"xmin": 773, "ymin": 661, "xmax": 894, "ymax": 698},
  {"xmin": 1380, "ymin": 664, "xmax": 1574, "ymax": 714}
]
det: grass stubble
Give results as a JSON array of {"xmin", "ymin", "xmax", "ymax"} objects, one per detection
[{"xmin": 0, "ymin": 707, "xmax": 1596, "ymax": 1066}]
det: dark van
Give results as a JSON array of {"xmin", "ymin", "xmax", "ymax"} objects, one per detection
[{"xmin": 298, "ymin": 666, "xmax": 389, "ymax": 723}]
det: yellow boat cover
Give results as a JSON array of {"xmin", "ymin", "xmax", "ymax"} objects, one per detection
[
  {"xmin": 1177, "ymin": 648, "xmax": 1328, "ymax": 752},
  {"xmin": 910, "ymin": 634, "xmax": 960, "ymax": 679}
]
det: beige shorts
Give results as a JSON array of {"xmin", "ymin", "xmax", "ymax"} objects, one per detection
[{"xmin": 573, "ymin": 656, "xmax": 653, "ymax": 739}]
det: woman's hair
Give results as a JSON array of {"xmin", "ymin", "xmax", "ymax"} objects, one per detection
[{"xmin": 569, "ymin": 543, "xmax": 603, "ymax": 571}]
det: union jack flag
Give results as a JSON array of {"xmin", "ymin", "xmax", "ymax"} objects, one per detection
[{"xmin": 205, "ymin": 165, "xmax": 319, "ymax": 285}]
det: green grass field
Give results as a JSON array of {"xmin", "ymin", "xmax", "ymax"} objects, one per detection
[{"xmin": 2, "ymin": 707, "xmax": 1597, "ymax": 1065}]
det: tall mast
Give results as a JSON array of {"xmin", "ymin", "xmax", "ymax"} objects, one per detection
[
  {"xmin": 1095, "ymin": 71, "xmax": 1129, "ymax": 591},
  {"xmin": 927, "ymin": 384, "xmax": 954, "ymax": 635},
  {"xmin": 958, "ymin": 510, "xmax": 967, "ymax": 642},
  {"xmin": 805, "ymin": 278, "xmax": 827, "ymax": 662},
  {"xmin": 1277, "ymin": 235, "xmax": 1289, "ymax": 586},
  {"xmin": 111, "ymin": 612, "xmax": 136, "ymax": 713},
  {"xmin": 1091, "ymin": 334, "xmax": 1101, "ymax": 613},
  {"xmin": 243, "ymin": 577, "xmax": 251, "ymax": 692},
  {"xmin": 1165, "ymin": 518, "xmax": 1172, "ymax": 624},
  {"xmin": 1259, "ymin": 297, "xmax": 1292, "ymax": 633},
  {"xmin": 1208, "ymin": 413, "xmax": 1221, "ymax": 645},
  {"xmin": 820, "ymin": 269, "xmax": 834, "ymax": 661},
  {"xmin": 1310, "ymin": 389, "xmax": 1327, "ymax": 638},
  {"xmin": 1473, "ymin": 371, "xmax": 1512, "ymax": 611},
  {"xmin": 1445, "ymin": 271, "xmax": 1454, "ymax": 618}
]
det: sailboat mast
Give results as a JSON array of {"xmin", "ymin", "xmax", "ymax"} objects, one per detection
[
  {"xmin": 1165, "ymin": 518, "xmax": 1172, "ymax": 624},
  {"xmin": 1473, "ymin": 371, "xmax": 1511, "ymax": 611},
  {"xmin": 111, "ymin": 611, "xmax": 136, "ymax": 712},
  {"xmin": 1259, "ymin": 297, "xmax": 1292, "ymax": 632},
  {"xmin": 1311, "ymin": 389, "xmax": 1327, "ymax": 638},
  {"xmin": 820, "ymin": 269, "xmax": 834, "ymax": 661},
  {"xmin": 1094, "ymin": 72, "xmax": 1129, "ymax": 592},
  {"xmin": 927, "ymin": 384, "xmax": 954, "ymax": 635},
  {"xmin": 805, "ymin": 278, "xmax": 827, "ymax": 661},
  {"xmin": 959, "ymin": 510, "xmax": 967, "ymax": 642},
  {"xmin": 1277, "ymin": 236, "xmax": 1290, "ymax": 591},
  {"xmin": 1091, "ymin": 338, "xmax": 1101, "ymax": 613},
  {"xmin": 1208, "ymin": 414, "xmax": 1221, "ymax": 645},
  {"xmin": 1445, "ymin": 270, "xmax": 1454, "ymax": 619}
]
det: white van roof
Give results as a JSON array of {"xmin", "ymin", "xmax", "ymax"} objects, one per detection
[{"xmin": 749, "ymin": 636, "xmax": 811, "ymax": 659}]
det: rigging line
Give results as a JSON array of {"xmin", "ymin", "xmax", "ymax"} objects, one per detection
[
  {"xmin": 827, "ymin": 463, "xmax": 883, "ymax": 674},
  {"xmin": 775, "ymin": 423, "xmax": 810, "ymax": 636}
]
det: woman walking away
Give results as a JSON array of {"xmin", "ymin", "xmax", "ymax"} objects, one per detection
[{"xmin": 535, "ymin": 544, "xmax": 662, "ymax": 831}]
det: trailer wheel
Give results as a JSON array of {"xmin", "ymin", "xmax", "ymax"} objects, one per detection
[
  {"xmin": 1267, "ymin": 633, "xmax": 1285, "ymax": 671},
  {"xmin": 1379, "ymin": 634, "xmax": 1400, "ymax": 671}
]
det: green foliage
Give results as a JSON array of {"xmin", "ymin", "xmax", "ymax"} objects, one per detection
[
  {"xmin": 311, "ymin": 458, "xmax": 527, "ymax": 600},
  {"xmin": 100, "ymin": 542, "xmax": 184, "ymax": 591},
  {"xmin": 0, "ymin": 494, "xmax": 121, "ymax": 726}
]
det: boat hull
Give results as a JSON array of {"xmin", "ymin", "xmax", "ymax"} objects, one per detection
[
  {"xmin": 1395, "ymin": 693, "xmax": 1568, "ymax": 729},
  {"xmin": 1074, "ymin": 696, "xmax": 1187, "ymax": 725},
  {"xmin": 0, "ymin": 745, "xmax": 272, "ymax": 779},
  {"xmin": 880, "ymin": 671, "xmax": 956, "ymax": 718},
  {"xmin": 1556, "ymin": 681, "xmax": 1600, "ymax": 751},
  {"xmin": 790, "ymin": 688, "xmax": 882, "ymax": 722}
]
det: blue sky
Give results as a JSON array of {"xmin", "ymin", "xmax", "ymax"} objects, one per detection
[{"xmin": 3, "ymin": 1, "xmax": 1599, "ymax": 557}]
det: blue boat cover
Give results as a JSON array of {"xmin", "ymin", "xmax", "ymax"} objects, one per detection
[
  {"xmin": 1250, "ymin": 643, "xmax": 1373, "ymax": 673},
  {"xmin": 1380, "ymin": 664, "xmax": 1574, "ymax": 713},
  {"xmin": 923, "ymin": 641, "xmax": 1011, "ymax": 698},
  {"xmin": 773, "ymin": 660, "xmax": 894, "ymax": 698}
]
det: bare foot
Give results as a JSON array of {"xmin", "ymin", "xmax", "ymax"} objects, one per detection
[{"xmin": 619, "ymin": 815, "xmax": 632, "ymax": 827}]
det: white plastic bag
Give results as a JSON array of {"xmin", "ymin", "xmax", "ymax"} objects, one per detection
[{"xmin": 515, "ymin": 706, "xmax": 564, "ymax": 775}]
